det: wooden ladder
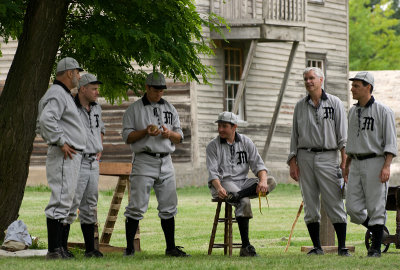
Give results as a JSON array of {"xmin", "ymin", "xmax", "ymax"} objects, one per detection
[{"xmin": 98, "ymin": 162, "xmax": 140, "ymax": 251}]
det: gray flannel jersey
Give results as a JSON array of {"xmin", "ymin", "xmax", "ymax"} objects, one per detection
[
  {"xmin": 288, "ymin": 90, "xmax": 347, "ymax": 163},
  {"xmin": 122, "ymin": 94, "xmax": 183, "ymax": 154},
  {"xmin": 347, "ymin": 97, "xmax": 397, "ymax": 156},
  {"xmin": 74, "ymin": 94, "xmax": 105, "ymax": 154},
  {"xmin": 37, "ymin": 80, "xmax": 86, "ymax": 150},
  {"xmin": 206, "ymin": 132, "xmax": 268, "ymax": 184}
]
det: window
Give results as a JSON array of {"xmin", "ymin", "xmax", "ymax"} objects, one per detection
[
  {"xmin": 306, "ymin": 52, "xmax": 326, "ymax": 89},
  {"xmin": 224, "ymin": 47, "xmax": 245, "ymax": 120}
]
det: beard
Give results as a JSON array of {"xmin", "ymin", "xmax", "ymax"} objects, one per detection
[{"xmin": 71, "ymin": 74, "xmax": 79, "ymax": 89}]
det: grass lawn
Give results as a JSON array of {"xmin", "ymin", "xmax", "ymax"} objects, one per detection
[{"xmin": 1, "ymin": 184, "xmax": 400, "ymax": 269}]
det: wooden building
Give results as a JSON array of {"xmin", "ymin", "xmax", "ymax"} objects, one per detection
[{"xmin": 1, "ymin": 0, "xmax": 350, "ymax": 187}]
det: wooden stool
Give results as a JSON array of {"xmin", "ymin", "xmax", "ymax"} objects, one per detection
[{"xmin": 208, "ymin": 198, "xmax": 241, "ymax": 256}]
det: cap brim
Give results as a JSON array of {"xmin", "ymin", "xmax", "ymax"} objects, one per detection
[
  {"xmin": 151, "ymin": 85, "xmax": 167, "ymax": 89},
  {"xmin": 89, "ymin": 80, "xmax": 103, "ymax": 85},
  {"xmin": 77, "ymin": 67, "xmax": 84, "ymax": 72}
]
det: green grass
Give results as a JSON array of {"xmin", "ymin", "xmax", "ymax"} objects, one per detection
[{"xmin": 1, "ymin": 184, "xmax": 400, "ymax": 269}]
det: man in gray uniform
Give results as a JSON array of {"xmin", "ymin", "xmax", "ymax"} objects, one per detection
[
  {"xmin": 206, "ymin": 111, "xmax": 276, "ymax": 257},
  {"xmin": 37, "ymin": 57, "xmax": 86, "ymax": 259},
  {"xmin": 65, "ymin": 74, "xmax": 105, "ymax": 258},
  {"xmin": 288, "ymin": 67, "xmax": 349, "ymax": 256},
  {"xmin": 345, "ymin": 71, "xmax": 397, "ymax": 257},
  {"xmin": 122, "ymin": 72, "xmax": 189, "ymax": 257}
]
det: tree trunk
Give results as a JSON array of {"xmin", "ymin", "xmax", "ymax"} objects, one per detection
[{"xmin": 0, "ymin": 0, "xmax": 69, "ymax": 240}]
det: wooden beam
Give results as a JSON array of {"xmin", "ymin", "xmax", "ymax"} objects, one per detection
[
  {"xmin": 99, "ymin": 162, "xmax": 132, "ymax": 176},
  {"xmin": 262, "ymin": 41, "xmax": 299, "ymax": 160},
  {"xmin": 232, "ymin": 40, "xmax": 258, "ymax": 114}
]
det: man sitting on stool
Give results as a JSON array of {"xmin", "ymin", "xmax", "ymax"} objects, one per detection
[{"xmin": 206, "ymin": 111, "xmax": 276, "ymax": 257}]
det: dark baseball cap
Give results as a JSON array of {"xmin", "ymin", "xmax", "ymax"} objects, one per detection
[
  {"xmin": 349, "ymin": 71, "xmax": 374, "ymax": 88},
  {"xmin": 146, "ymin": 72, "xmax": 167, "ymax": 89}
]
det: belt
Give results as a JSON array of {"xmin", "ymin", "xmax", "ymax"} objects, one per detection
[
  {"xmin": 83, "ymin": 153, "xmax": 97, "ymax": 159},
  {"xmin": 299, "ymin": 148, "xmax": 337, "ymax": 153},
  {"xmin": 351, "ymin": 153, "xmax": 378, "ymax": 160},
  {"xmin": 50, "ymin": 144, "xmax": 83, "ymax": 152},
  {"xmin": 143, "ymin": 151, "xmax": 170, "ymax": 158}
]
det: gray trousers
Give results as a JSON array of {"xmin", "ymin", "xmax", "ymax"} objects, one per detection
[
  {"xmin": 297, "ymin": 149, "xmax": 347, "ymax": 224},
  {"xmin": 66, "ymin": 157, "xmax": 99, "ymax": 224},
  {"xmin": 346, "ymin": 156, "xmax": 388, "ymax": 226},
  {"xmin": 45, "ymin": 145, "xmax": 82, "ymax": 221},
  {"xmin": 124, "ymin": 153, "xmax": 177, "ymax": 220},
  {"xmin": 210, "ymin": 178, "xmax": 259, "ymax": 218}
]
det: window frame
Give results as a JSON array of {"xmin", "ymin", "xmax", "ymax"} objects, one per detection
[
  {"xmin": 306, "ymin": 52, "xmax": 327, "ymax": 89},
  {"xmin": 223, "ymin": 46, "xmax": 246, "ymax": 121}
]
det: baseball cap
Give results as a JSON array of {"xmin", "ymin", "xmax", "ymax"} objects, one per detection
[
  {"xmin": 56, "ymin": 57, "xmax": 84, "ymax": 72},
  {"xmin": 215, "ymin": 111, "xmax": 238, "ymax": 125},
  {"xmin": 146, "ymin": 72, "xmax": 167, "ymax": 89},
  {"xmin": 349, "ymin": 71, "xmax": 374, "ymax": 88},
  {"xmin": 79, "ymin": 73, "xmax": 102, "ymax": 88}
]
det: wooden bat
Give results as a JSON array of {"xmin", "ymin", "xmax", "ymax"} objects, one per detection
[{"xmin": 285, "ymin": 201, "xmax": 304, "ymax": 252}]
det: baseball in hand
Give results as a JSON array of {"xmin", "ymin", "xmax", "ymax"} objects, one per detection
[{"xmin": 149, "ymin": 125, "xmax": 158, "ymax": 133}]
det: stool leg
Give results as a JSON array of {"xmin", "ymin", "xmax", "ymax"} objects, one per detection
[
  {"xmin": 208, "ymin": 201, "xmax": 222, "ymax": 255},
  {"xmin": 224, "ymin": 203, "xmax": 229, "ymax": 255},
  {"xmin": 227, "ymin": 204, "xmax": 233, "ymax": 256}
]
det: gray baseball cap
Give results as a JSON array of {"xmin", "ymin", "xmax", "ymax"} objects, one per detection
[
  {"xmin": 349, "ymin": 71, "xmax": 374, "ymax": 88},
  {"xmin": 146, "ymin": 72, "xmax": 167, "ymax": 89},
  {"xmin": 57, "ymin": 57, "xmax": 84, "ymax": 72},
  {"xmin": 215, "ymin": 111, "xmax": 238, "ymax": 125},
  {"xmin": 79, "ymin": 73, "xmax": 102, "ymax": 88}
]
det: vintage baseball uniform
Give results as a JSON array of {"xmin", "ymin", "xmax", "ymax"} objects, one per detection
[
  {"xmin": 288, "ymin": 90, "xmax": 347, "ymax": 224},
  {"xmin": 206, "ymin": 132, "xmax": 268, "ymax": 218},
  {"xmin": 346, "ymin": 97, "xmax": 397, "ymax": 226},
  {"xmin": 37, "ymin": 80, "xmax": 86, "ymax": 221},
  {"xmin": 122, "ymin": 94, "xmax": 183, "ymax": 220},
  {"xmin": 66, "ymin": 95, "xmax": 105, "ymax": 224}
]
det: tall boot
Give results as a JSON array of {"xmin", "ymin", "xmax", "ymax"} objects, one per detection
[
  {"xmin": 333, "ymin": 223, "xmax": 350, "ymax": 256},
  {"xmin": 61, "ymin": 224, "xmax": 74, "ymax": 258},
  {"xmin": 236, "ymin": 217, "xmax": 257, "ymax": 257},
  {"xmin": 46, "ymin": 218, "xmax": 63, "ymax": 259},
  {"xmin": 236, "ymin": 217, "xmax": 250, "ymax": 247},
  {"xmin": 124, "ymin": 217, "xmax": 139, "ymax": 256},
  {"xmin": 81, "ymin": 223, "xmax": 103, "ymax": 258},
  {"xmin": 162, "ymin": 217, "xmax": 190, "ymax": 257},
  {"xmin": 227, "ymin": 176, "xmax": 277, "ymax": 203},
  {"xmin": 368, "ymin": 224, "xmax": 384, "ymax": 257},
  {"xmin": 306, "ymin": 222, "xmax": 324, "ymax": 255},
  {"xmin": 161, "ymin": 217, "xmax": 176, "ymax": 251}
]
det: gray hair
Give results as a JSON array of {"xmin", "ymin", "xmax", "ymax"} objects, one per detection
[{"xmin": 303, "ymin": 67, "xmax": 324, "ymax": 82}]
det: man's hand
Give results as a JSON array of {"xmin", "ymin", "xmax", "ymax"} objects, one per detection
[
  {"xmin": 96, "ymin": 152, "xmax": 102, "ymax": 161},
  {"xmin": 289, "ymin": 158, "xmax": 300, "ymax": 182},
  {"xmin": 60, "ymin": 143, "xmax": 76, "ymax": 160},
  {"xmin": 161, "ymin": 125, "xmax": 171, "ymax": 139},
  {"xmin": 211, "ymin": 179, "xmax": 227, "ymax": 199},
  {"xmin": 343, "ymin": 156, "xmax": 352, "ymax": 184},
  {"xmin": 343, "ymin": 166, "xmax": 349, "ymax": 183},
  {"xmin": 147, "ymin": 124, "xmax": 161, "ymax": 136},
  {"xmin": 216, "ymin": 186, "xmax": 228, "ymax": 199},
  {"xmin": 256, "ymin": 178, "xmax": 268, "ymax": 194},
  {"xmin": 380, "ymin": 164, "xmax": 391, "ymax": 183}
]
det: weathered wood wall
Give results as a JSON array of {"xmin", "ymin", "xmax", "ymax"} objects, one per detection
[
  {"xmin": 30, "ymin": 82, "xmax": 192, "ymax": 166},
  {"xmin": 196, "ymin": 0, "xmax": 349, "ymax": 181}
]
